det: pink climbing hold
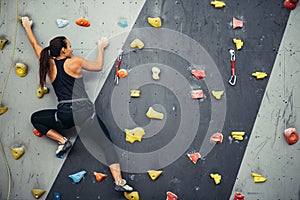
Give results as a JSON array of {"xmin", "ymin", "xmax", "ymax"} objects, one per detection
[
  {"xmin": 191, "ymin": 69, "xmax": 206, "ymax": 79},
  {"xmin": 191, "ymin": 90, "xmax": 203, "ymax": 99},
  {"xmin": 232, "ymin": 17, "xmax": 244, "ymax": 29},
  {"xmin": 210, "ymin": 132, "xmax": 223, "ymax": 144}
]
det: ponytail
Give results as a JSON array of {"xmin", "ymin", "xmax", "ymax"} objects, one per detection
[
  {"xmin": 38, "ymin": 36, "xmax": 67, "ymax": 87},
  {"xmin": 39, "ymin": 47, "xmax": 51, "ymax": 87}
]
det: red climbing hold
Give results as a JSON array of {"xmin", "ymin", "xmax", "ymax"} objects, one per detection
[
  {"xmin": 187, "ymin": 152, "xmax": 201, "ymax": 164},
  {"xmin": 191, "ymin": 69, "xmax": 205, "ymax": 79},
  {"xmin": 191, "ymin": 90, "xmax": 203, "ymax": 99},
  {"xmin": 93, "ymin": 172, "xmax": 108, "ymax": 182},
  {"xmin": 75, "ymin": 17, "xmax": 90, "ymax": 27},
  {"xmin": 33, "ymin": 129, "xmax": 43, "ymax": 137},
  {"xmin": 166, "ymin": 191, "xmax": 178, "ymax": 200},
  {"xmin": 284, "ymin": 0, "xmax": 297, "ymax": 10},
  {"xmin": 284, "ymin": 127, "xmax": 299, "ymax": 145},
  {"xmin": 234, "ymin": 192, "xmax": 245, "ymax": 200}
]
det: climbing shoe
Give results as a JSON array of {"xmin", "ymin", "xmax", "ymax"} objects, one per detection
[
  {"xmin": 56, "ymin": 138, "xmax": 72, "ymax": 156},
  {"xmin": 114, "ymin": 179, "xmax": 133, "ymax": 192}
]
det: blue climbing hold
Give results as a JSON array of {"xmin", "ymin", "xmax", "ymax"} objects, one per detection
[
  {"xmin": 69, "ymin": 170, "xmax": 87, "ymax": 183},
  {"xmin": 118, "ymin": 19, "xmax": 128, "ymax": 28},
  {"xmin": 54, "ymin": 192, "xmax": 61, "ymax": 200},
  {"xmin": 56, "ymin": 18, "xmax": 69, "ymax": 28}
]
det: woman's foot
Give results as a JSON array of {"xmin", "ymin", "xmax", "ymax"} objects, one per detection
[
  {"xmin": 114, "ymin": 179, "xmax": 133, "ymax": 192},
  {"xmin": 56, "ymin": 137, "xmax": 72, "ymax": 156}
]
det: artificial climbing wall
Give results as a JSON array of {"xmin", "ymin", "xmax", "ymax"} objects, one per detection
[{"xmin": 1, "ymin": 0, "xmax": 300, "ymax": 200}]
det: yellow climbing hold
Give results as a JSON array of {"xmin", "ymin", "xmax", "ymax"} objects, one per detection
[
  {"xmin": 31, "ymin": 189, "xmax": 46, "ymax": 199},
  {"xmin": 130, "ymin": 39, "xmax": 144, "ymax": 49},
  {"xmin": 10, "ymin": 146, "xmax": 25, "ymax": 160},
  {"xmin": 130, "ymin": 90, "xmax": 140, "ymax": 98},
  {"xmin": 252, "ymin": 72, "xmax": 267, "ymax": 79},
  {"xmin": 124, "ymin": 191, "xmax": 140, "ymax": 200},
  {"xmin": 0, "ymin": 39, "xmax": 8, "ymax": 50},
  {"xmin": 37, "ymin": 86, "xmax": 49, "ymax": 98},
  {"xmin": 147, "ymin": 17, "xmax": 162, "ymax": 28},
  {"xmin": 252, "ymin": 173, "xmax": 267, "ymax": 183},
  {"xmin": 146, "ymin": 107, "xmax": 164, "ymax": 120},
  {"xmin": 0, "ymin": 106, "xmax": 8, "ymax": 115},
  {"xmin": 147, "ymin": 170, "xmax": 163, "ymax": 180},
  {"xmin": 15, "ymin": 63, "xmax": 28, "ymax": 77},
  {"xmin": 210, "ymin": 1, "xmax": 226, "ymax": 8},
  {"xmin": 210, "ymin": 173, "xmax": 221, "ymax": 185},
  {"xmin": 231, "ymin": 131, "xmax": 245, "ymax": 141},
  {"xmin": 233, "ymin": 38, "xmax": 244, "ymax": 50},
  {"xmin": 125, "ymin": 127, "xmax": 145, "ymax": 143},
  {"xmin": 212, "ymin": 90, "xmax": 224, "ymax": 100}
]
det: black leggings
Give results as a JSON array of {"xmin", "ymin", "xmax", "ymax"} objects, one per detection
[{"xmin": 31, "ymin": 102, "xmax": 118, "ymax": 165}]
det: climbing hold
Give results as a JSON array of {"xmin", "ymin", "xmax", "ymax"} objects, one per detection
[
  {"xmin": 152, "ymin": 66, "xmax": 160, "ymax": 80},
  {"xmin": 118, "ymin": 19, "xmax": 128, "ymax": 28},
  {"xmin": 251, "ymin": 172, "xmax": 267, "ymax": 183},
  {"xmin": 211, "ymin": 90, "xmax": 224, "ymax": 100},
  {"xmin": 33, "ymin": 129, "xmax": 43, "ymax": 137},
  {"xmin": 233, "ymin": 38, "xmax": 244, "ymax": 50},
  {"xmin": 146, "ymin": 107, "xmax": 164, "ymax": 120},
  {"xmin": 37, "ymin": 86, "xmax": 49, "ymax": 98},
  {"xmin": 54, "ymin": 192, "xmax": 61, "ymax": 200},
  {"xmin": 284, "ymin": 127, "xmax": 299, "ymax": 145},
  {"xmin": 0, "ymin": 39, "xmax": 8, "ymax": 50},
  {"xmin": 75, "ymin": 17, "xmax": 90, "ymax": 27},
  {"xmin": 56, "ymin": 18, "xmax": 69, "ymax": 28},
  {"xmin": 130, "ymin": 90, "xmax": 140, "ymax": 98},
  {"xmin": 124, "ymin": 191, "xmax": 140, "ymax": 200},
  {"xmin": 210, "ymin": 173, "xmax": 221, "ymax": 184},
  {"xmin": 191, "ymin": 90, "xmax": 203, "ymax": 99},
  {"xmin": 0, "ymin": 105, "xmax": 8, "ymax": 115},
  {"xmin": 118, "ymin": 69, "xmax": 128, "ymax": 79},
  {"xmin": 187, "ymin": 152, "xmax": 201, "ymax": 164},
  {"xmin": 125, "ymin": 127, "xmax": 145, "ymax": 143},
  {"xmin": 210, "ymin": 132, "xmax": 223, "ymax": 144},
  {"xmin": 284, "ymin": 0, "xmax": 297, "ymax": 10},
  {"xmin": 147, "ymin": 17, "xmax": 162, "ymax": 28},
  {"xmin": 166, "ymin": 191, "xmax": 178, "ymax": 200},
  {"xmin": 210, "ymin": 1, "xmax": 226, "ymax": 8},
  {"xmin": 234, "ymin": 192, "xmax": 245, "ymax": 200},
  {"xmin": 69, "ymin": 170, "xmax": 87, "ymax": 183},
  {"xmin": 130, "ymin": 39, "xmax": 144, "ymax": 49},
  {"xmin": 31, "ymin": 189, "xmax": 46, "ymax": 199},
  {"xmin": 232, "ymin": 17, "xmax": 244, "ymax": 29},
  {"xmin": 15, "ymin": 62, "xmax": 27, "ymax": 77},
  {"xmin": 93, "ymin": 171, "xmax": 108, "ymax": 182},
  {"xmin": 191, "ymin": 69, "xmax": 206, "ymax": 79},
  {"xmin": 231, "ymin": 131, "xmax": 245, "ymax": 141},
  {"xmin": 252, "ymin": 71, "xmax": 267, "ymax": 79},
  {"xmin": 147, "ymin": 170, "xmax": 163, "ymax": 180},
  {"xmin": 10, "ymin": 146, "xmax": 25, "ymax": 160}
]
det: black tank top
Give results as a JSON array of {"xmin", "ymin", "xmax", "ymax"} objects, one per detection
[{"xmin": 52, "ymin": 58, "xmax": 89, "ymax": 102}]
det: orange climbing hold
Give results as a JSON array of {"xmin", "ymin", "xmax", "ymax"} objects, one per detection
[
  {"xmin": 33, "ymin": 129, "xmax": 43, "ymax": 137},
  {"xmin": 118, "ymin": 69, "xmax": 128, "ymax": 79},
  {"xmin": 93, "ymin": 171, "xmax": 108, "ymax": 182},
  {"xmin": 187, "ymin": 152, "xmax": 201, "ymax": 164},
  {"xmin": 75, "ymin": 17, "xmax": 90, "ymax": 27}
]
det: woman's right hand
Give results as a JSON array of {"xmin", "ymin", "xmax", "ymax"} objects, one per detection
[
  {"xmin": 98, "ymin": 37, "xmax": 109, "ymax": 49},
  {"xmin": 21, "ymin": 16, "xmax": 33, "ymax": 29}
]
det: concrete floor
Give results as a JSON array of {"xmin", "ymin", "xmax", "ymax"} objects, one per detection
[{"xmin": 0, "ymin": 0, "xmax": 299, "ymax": 200}]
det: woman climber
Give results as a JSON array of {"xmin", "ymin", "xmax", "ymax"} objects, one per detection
[{"xmin": 21, "ymin": 16, "xmax": 133, "ymax": 192}]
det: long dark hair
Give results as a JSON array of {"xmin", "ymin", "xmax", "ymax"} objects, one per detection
[{"xmin": 39, "ymin": 36, "xmax": 67, "ymax": 87}]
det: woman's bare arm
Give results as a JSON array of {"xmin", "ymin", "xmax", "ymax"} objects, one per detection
[{"xmin": 21, "ymin": 17, "xmax": 43, "ymax": 59}]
